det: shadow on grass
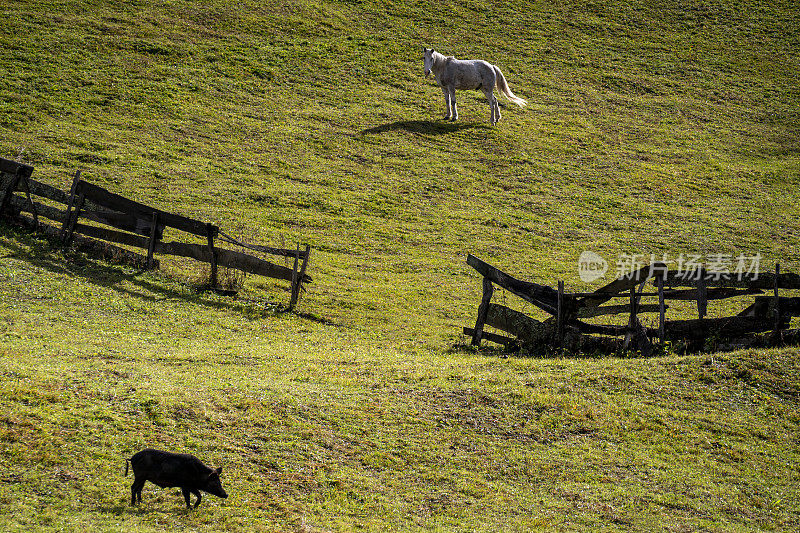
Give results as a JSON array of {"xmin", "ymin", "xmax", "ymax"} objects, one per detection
[
  {"xmin": 95, "ymin": 503, "xmax": 192, "ymax": 515},
  {"xmin": 448, "ymin": 342, "xmax": 515, "ymax": 359},
  {"xmin": 361, "ymin": 119, "xmax": 490, "ymax": 135},
  {"xmin": 449, "ymin": 341, "xmax": 673, "ymax": 360},
  {"xmin": 0, "ymin": 221, "xmax": 287, "ymax": 318},
  {"xmin": 95, "ymin": 503, "xmax": 137, "ymax": 515}
]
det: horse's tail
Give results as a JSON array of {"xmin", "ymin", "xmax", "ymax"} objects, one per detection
[
  {"xmin": 125, "ymin": 458, "xmax": 130, "ymax": 476},
  {"xmin": 494, "ymin": 66, "xmax": 527, "ymax": 107}
]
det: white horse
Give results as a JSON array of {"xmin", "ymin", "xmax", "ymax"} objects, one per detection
[{"xmin": 423, "ymin": 48, "xmax": 527, "ymax": 125}]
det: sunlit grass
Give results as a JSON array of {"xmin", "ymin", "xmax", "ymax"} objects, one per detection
[{"xmin": 1, "ymin": 0, "xmax": 799, "ymax": 530}]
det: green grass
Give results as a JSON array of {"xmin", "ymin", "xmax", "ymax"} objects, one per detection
[{"xmin": 1, "ymin": 0, "xmax": 799, "ymax": 530}]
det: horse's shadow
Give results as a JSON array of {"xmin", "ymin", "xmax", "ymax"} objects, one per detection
[{"xmin": 361, "ymin": 120, "xmax": 489, "ymax": 135}]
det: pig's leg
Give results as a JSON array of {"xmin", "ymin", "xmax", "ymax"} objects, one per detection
[
  {"xmin": 192, "ymin": 489, "xmax": 202, "ymax": 508},
  {"xmin": 181, "ymin": 487, "xmax": 192, "ymax": 508},
  {"xmin": 131, "ymin": 478, "xmax": 145, "ymax": 505}
]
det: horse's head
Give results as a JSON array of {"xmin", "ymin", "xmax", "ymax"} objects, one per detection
[{"xmin": 423, "ymin": 47, "xmax": 435, "ymax": 77}]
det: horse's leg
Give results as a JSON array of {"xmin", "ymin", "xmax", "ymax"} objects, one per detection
[
  {"xmin": 484, "ymin": 89, "xmax": 499, "ymax": 125},
  {"xmin": 449, "ymin": 87, "xmax": 458, "ymax": 121},
  {"xmin": 441, "ymin": 87, "xmax": 451, "ymax": 120}
]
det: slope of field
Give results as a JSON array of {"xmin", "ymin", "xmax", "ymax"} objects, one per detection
[
  {"xmin": 1, "ymin": 0, "xmax": 799, "ymax": 530},
  {"xmin": 1, "ymin": 233, "xmax": 798, "ymax": 531}
]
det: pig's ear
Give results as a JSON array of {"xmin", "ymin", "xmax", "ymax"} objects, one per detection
[{"xmin": 216, "ymin": 467, "xmax": 222, "ymax": 475}]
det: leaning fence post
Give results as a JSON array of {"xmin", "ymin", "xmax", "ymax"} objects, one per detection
[
  {"xmin": 0, "ymin": 166, "xmax": 24, "ymax": 216},
  {"xmin": 290, "ymin": 244, "xmax": 311, "ymax": 308},
  {"xmin": 472, "ymin": 277, "xmax": 494, "ymax": 346},
  {"xmin": 20, "ymin": 175, "xmax": 38, "ymax": 228},
  {"xmin": 60, "ymin": 170, "xmax": 81, "ymax": 240},
  {"xmin": 299, "ymin": 244, "xmax": 311, "ymax": 281},
  {"xmin": 63, "ymin": 189, "xmax": 85, "ymax": 244}
]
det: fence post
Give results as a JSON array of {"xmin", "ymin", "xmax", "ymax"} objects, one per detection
[
  {"xmin": 289, "ymin": 244, "xmax": 301, "ymax": 309},
  {"xmin": 556, "ymin": 280, "xmax": 565, "ymax": 347},
  {"xmin": 630, "ymin": 286, "xmax": 638, "ymax": 325},
  {"xmin": 622, "ymin": 286, "xmax": 638, "ymax": 350},
  {"xmin": 657, "ymin": 272, "xmax": 666, "ymax": 345},
  {"xmin": 59, "ymin": 170, "xmax": 81, "ymax": 239},
  {"xmin": 18, "ymin": 173, "xmax": 38, "ymax": 227},
  {"xmin": 773, "ymin": 263, "xmax": 781, "ymax": 341},
  {"xmin": 697, "ymin": 267, "xmax": 707, "ymax": 319},
  {"xmin": 472, "ymin": 277, "xmax": 494, "ymax": 346},
  {"xmin": 63, "ymin": 190, "xmax": 85, "ymax": 244},
  {"xmin": 290, "ymin": 244, "xmax": 310, "ymax": 308},
  {"xmin": 0, "ymin": 167, "xmax": 24, "ymax": 216},
  {"xmin": 146, "ymin": 212, "xmax": 160, "ymax": 270},
  {"xmin": 205, "ymin": 223, "xmax": 218, "ymax": 286}
]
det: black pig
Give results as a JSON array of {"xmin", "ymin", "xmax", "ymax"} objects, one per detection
[{"xmin": 125, "ymin": 448, "xmax": 228, "ymax": 508}]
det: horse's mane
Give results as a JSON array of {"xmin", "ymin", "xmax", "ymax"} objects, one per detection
[{"xmin": 431, "ymin": 52, "xmax": 455, "ymax": 72}]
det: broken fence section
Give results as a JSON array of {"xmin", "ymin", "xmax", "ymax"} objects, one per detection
[
  {"xmin": 464, "ymin": 254, "xmax": 800, "ymax": 354},
  {"xmin": 0, "ymin": 157, "xmax": 311, "ymax": 308}
]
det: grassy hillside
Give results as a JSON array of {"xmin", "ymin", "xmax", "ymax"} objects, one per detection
[
  {"xmin": 0, "ymin": 234, "xmax": 798, "ymax": 531},
  {"xmin": 1, "ymin": 0, "xmax": 799, "ymax": 530}
]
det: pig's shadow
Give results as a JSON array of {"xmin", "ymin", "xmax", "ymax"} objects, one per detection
[
  {"xmin": 96, "ymin": 500, "xmax": 197, "ymax": 515},
  {"xmin": 96, "ymin": 504, "xmax": 139, "ymax": 515}
]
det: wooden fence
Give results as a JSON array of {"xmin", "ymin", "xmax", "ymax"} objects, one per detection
[
  {"xmin": 0, "ymin": 157, "xmax": 311, "ymax": 308},
  {"xmin": 464, "ymin": 254, "xmax": 800, "ymax": 354}
]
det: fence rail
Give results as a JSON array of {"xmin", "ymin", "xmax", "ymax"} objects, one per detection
[
  {"xmin": 0, "ymin": 157, "xmax": 311, "ymax": 308},
  {"xmin": 465, "ymin": 254, "xmax": 799, "ymax": 354}
]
